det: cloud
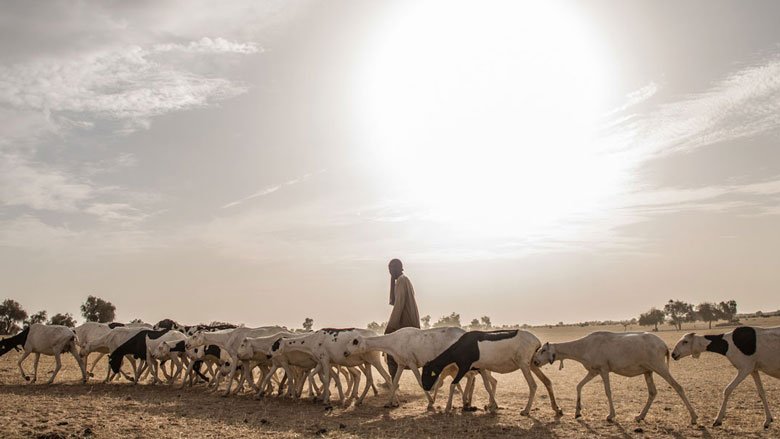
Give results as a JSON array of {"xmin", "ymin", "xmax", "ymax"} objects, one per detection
[
  {"xmin": 603, "ymin": 58, "xmax": 780, "ymax": 161},
  {"xmin": 154, "ymin": 37, "xmax": 262, "ymax": 54},
  {"xmin": 0, "ymin": 152, "xmax": 93, "ymax": 212},
  {"xmin": 0, "ymin": 45, "xmax": 248, "ymax": 127},
  {"xmin": 221, "ymin": 170, "xmax": 325, "ymax": 209}
]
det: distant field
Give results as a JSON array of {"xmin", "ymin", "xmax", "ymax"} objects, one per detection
[{"xmin": 1, "ymin": 318, "xmax": 779, "ymax": 438}]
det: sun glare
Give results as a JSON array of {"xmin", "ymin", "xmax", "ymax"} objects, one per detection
[{"xmin": 358, "ymin": 1, "xmax": 623, "ymax": 239}]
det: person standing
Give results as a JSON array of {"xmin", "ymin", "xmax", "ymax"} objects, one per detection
[{"xmin": 384, "ymin": 258, "xmax": 420, "ymax": 378}]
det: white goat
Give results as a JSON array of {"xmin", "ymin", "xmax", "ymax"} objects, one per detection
[{"xmin": 533, "ymin": 331, "xmax": 698, "ymax": 424}]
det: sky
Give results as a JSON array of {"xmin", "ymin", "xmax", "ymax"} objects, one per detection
[{"xmin": 1, "ymin": 0, "xmax": 779, "ymax": 328}]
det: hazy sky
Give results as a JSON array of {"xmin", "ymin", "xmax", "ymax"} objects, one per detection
[{"xmin": 1, "ymin": 0, "xmax": 779, "ymax": 328}]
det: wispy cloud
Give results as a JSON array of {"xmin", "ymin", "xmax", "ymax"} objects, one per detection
[
  {"xmin": 221, "ymin": 170, "xmax": 325, "ymax": 209},
  {"xmin": 154, "ymin": 37, "xmax": 262, "ymax": 54},
  {"xmin": 604, "ymin": 58, "xmax": 780, "ymax": 161}
]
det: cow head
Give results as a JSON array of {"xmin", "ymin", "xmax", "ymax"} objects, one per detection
[
  {"xmin": 533, "ymin": 342, "xmax": 556, "ymax": 367},
  {"xmin": 672, "ymin": 333, "xmax": 707, "ymax": 360}
]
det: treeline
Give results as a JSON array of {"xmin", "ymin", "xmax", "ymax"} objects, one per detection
[
  {"xmin": 0, "ymin": 295, "xmax": 116, "ymax": 334},
  {"xmin": 638, "ymin": 299, "xmax": 738, "ymax": 331},
  {"xmin": 367, "ymin": 313, "xmax": 494, "ymax": 333}
]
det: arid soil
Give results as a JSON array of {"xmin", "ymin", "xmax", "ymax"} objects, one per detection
[{"xmin": 1, "ymin": 318, "xmax": 778, "ymax": 438}]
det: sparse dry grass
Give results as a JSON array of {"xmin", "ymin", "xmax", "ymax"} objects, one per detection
[{"xmin": 2, "ymin": 318, "xmax": 779, "ymax": 438}]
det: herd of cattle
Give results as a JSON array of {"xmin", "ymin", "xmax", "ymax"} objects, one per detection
[{"xmin": 0, "ymin": 321, "xmax": 778, "ymax": 429}]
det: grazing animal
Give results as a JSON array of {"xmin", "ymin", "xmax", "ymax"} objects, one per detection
[
  {"xmin": 80, "ymin": 326, "xmax": 147, "ymax": 382},
  {"xmin": 277, "ymin": 328, "xmax": 393, "ymax": 406},
  {"xmin": 533, "ymin": 331, "xmax": 698, "ymax": 424},
  {"xmin": 343, "ymin": 326, "xmax": 479, "ymax": 409},
  {"xmin": 0, "ymin": 324, "xmax": 87, "ymax": 384},
  {"xmin": 108, "ymin": 329, "xmax": 169, "ymax": 381},
  {"xmin": 74, "ymin": 322, "xmax": 115, "ymax": 377},
  {"xmin": 672, "ymin": 327, "xmax": 780, "ymax": 428},
  {"xmin": 422, "ymin": 330, "xmax": 561, "ymax": 416}
]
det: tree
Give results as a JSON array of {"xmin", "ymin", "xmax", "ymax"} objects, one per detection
[
  {"xmin": 433, "ymin": 312, "xmax": 461, "ymax": 328},
  {"xmin": 49, "ymin": 313, "xmax": 77, "ymax": 328},
  {"xmin": 302, "ymin": 317, "xmax": 314, "ymax": 331},
  {"xmin": 620, "ymin": 320, "xmax": 631, "ymax": 331},
  {"xmin": 0, "ymin": 299, "xmax": 28, "ymax": 334},
  {"xmin": 129, "ymin": 318, "xmax": 145, "ymax": 324},
  {"xmin": 696, "ymin": 302, "xmax": 720, "ymax": 329},
  {"xmin": 80, "ymin": 295, "xmax": 116, "ymax": 323},
  {"xmin": 664, "ymin": 300, "xmax": 695, "ymax": 331},
  {"xmin": 469, "ymin": 318, "xmax": 481, "ymax": 330},
  {"xmin": 366, "ymin": 321, "xmax": 387, "ymax": 333},
  {"xmin": 421, "ymin": 315, "xmax": 431, "ymax": 329},
  {"xmin": 638, "ymin": 308, "xmax": 665, "ymax": 332},
  {"xmin": 25, "ymin": 310, "xmax": 48, "ymax": 326},
  {"xmin": 480, "ymin": 316, "xmax": 492, "ymax": 329},
  {"xmin": 719, "ymin": 300, "xmax": 738, "ymax": 322}
]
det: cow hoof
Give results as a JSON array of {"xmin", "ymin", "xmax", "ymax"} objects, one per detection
[
  {"xmin": 323, "ymin": 405, "xmax": 333, "ymax": 412},
  {"xmin": 555, "ymin": 408, "xmax": 564, "ymax": 417},
  {"xmin": 520, "ymin": 410, "xmax": 530, "ymax": 417},
  {"xmin": 23, "ymin": 375, "xmax": 30, "ymax": 381},
  {"xmin": 635, "ymin": 416, "xmax": 644, "ymax": 422},
  {"xmin": 88, "ymin": 372, "xmax": 95, "ymax": 378},
  {"xmin": 575, "ymin": 413, "xmax": 582, "ymax": 419},
  {"xmin": 462, "ymin": 406, "xmax": 478, "ymax": 413},
  {"xmin": 690, "ymin": 417, "xmax": 698, "ymax": 426},
  {"xmin": 426, "ymin": 404, "xmax": 435, "ymax": 412},
  {"xmin": 606, "ymin": 416, "xmax": 615, "ymax": 423},
  {"xmin": 712, "ymin": 420, "xmax": 722, "ymax": 427}
]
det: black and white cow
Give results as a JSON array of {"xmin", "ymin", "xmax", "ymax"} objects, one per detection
[
  {"xmin": 108, "ymin": 329, "xmax": 169, "ymax": 382},
  {"xmin": 421, "ymin": 330, "xmax": 561, "ymax": 416},
  {"xmin": 672, "ymin": 326, "xmax": 780, "ymax": 428},
  {"xmin": 0, "ymin": 324, "xmax": 87, "ymax": 384}
]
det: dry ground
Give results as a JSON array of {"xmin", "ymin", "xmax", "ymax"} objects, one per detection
[{"xmin": 2, "ymin": 318, "xmax": 779, "ymax": 438}]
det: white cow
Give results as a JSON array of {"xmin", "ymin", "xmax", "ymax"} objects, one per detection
[
  {"xmin": 343, "ymin": 327, "xmax": 478, "ymax": 409},
  {"xmin": 534, "ymin": 331, "xmax": 698, "ymax": 424},
  {"xmin": 672, "ymin": 326, "xmax": 780, "ymax": 428},
  {"xmin": 277, "ymin": 328, "xmax": 393, "ymax": 406},
  {"xmin": 0, "ymin": 324, "xmax": 87, "ymax": 384}
]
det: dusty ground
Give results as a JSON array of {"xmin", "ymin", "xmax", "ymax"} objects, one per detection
[{"xmin": 2, "ymin": 318, "xmax": 779, "ymax": 438}]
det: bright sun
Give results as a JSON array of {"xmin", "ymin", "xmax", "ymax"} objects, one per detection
[{"xmin": 358, "ymin": 1, "xmax": 623, "ymax": 240}]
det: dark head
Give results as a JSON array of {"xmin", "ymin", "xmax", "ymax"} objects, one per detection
[
  {"xmin": 0, "ymin": 327, "xmax": 29, "ymax": 357},
  {"xmin": 388, "ymin": 258, "xmax": 403, "ymax": 305},
  {"xmin": 421, "ymin": 361, "xmax": 444, "ymax": 391}
]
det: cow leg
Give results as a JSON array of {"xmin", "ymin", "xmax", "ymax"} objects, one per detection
[
  {"xmin": 47, "ymin": 352, "xmax": 62, "ymax": 384},
  {"xmin": 88, "ymin": 352, "xmax": 105, "ymax": 377},
  {"xmin": 531, "ymin": 365, "xmax": 562, "ymax": 416},
  {"xmin": 320, "ymin": 362, "xmax": 333, "ymax": 406},
  {"xmin": 406, "ymin": 365, "xmax": 435, "ymax": 408},
  {"xmin": 654, "ymin": 366, "xmax": 698, "ymax": 425},
  {"xmin": 714, "ymin": 368, "xmax": 750, "ymax": 426},
  {"xmin": 751, "ymin": 371, "xmax": 773, "ymax": 428},
  {"xmin": 357, "ymin": 363, "xmax": 373, "ymax": 405},
  {"xmin": 70, "ymin": 343, "xmax": 87, "ymax": 383},
  {"xmin": 384, "ymin": 365, "xmax": 405, "ymax": 408},
  {"xmin": 446, "ymin": 382, "xmax": 458, "ymax": 413},
  {"xmin": 17, "ymin": 350, "xmax": 31, "ymax": 382},
  {"xmin": 519, "ymin": 364, "xmax": 537, "ymax": 416},
  {"xmin": 575, "ymin": 370, "xmax": 598, "ymax": 418},
  {"xmin": 636, "ymin": 372, "xmax": 657, "ymax": 421},
  {"xmin": 31, "ymin": 353, "xmax": 41, "ymax": 384},
  {"xmin": 600, "ymin": 371, "xmax": 616, "ymax": 422},
  {"xmin": 462, "ymin": 373, "xmax": 477, "ymax": 411},
  {"xmin": 347, "ymin": 367, "xmax": 361, "ymax": 405}
]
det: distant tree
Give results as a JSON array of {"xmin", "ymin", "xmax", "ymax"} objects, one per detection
[
  {"xmin": 421, "ymin": 315, "xmax": 431, "ymax": 329},
  {"xmin": 433, "ymin": 312, "xmax": 461, "ymax": 328},
  {"xmin": 25, "ymin": 310, "xmax": 48, "ymax": 326},
  {"xmin": 80, "ymin": 295, "xmax": 116, "ymax": 323},
  {"xmin": 366, "ymin": 321, "xmax": 387, "ymax": 333},
  {"xmin": 302, "ymin": 317, "xmax": 314, "ymax": 331},
  {"xmin": 0, "ymin": 299, "xmax": 28, "ymax": 334},
  {"xmin": 696, "ymin": 302, "xmax": 720, "ymax": 329},
  {"xmin": 49, "ymin": 313, "xmax": 77, "ymax": 328},
  {"xmin": 664, "ymin": 300, "xmax": 695, "ymax": 331},
  {"xmin": 638, "ymin": 308, "xmax": 665, "ymax": 331},
  {"xmin": 718, "ymin": 300, "xmax": 738, "ymax": 322},
  {"xmin": 620, "ymin": 320, "xmax": 631, "ymax": 331},
  {"xmin": 129, "ymin": 318, "xmax": 145, "ymax": 324},
  {"xmin": 469, "ymin": 318, "xmax": 481, "ymax": 330},
  {"xmin": 480, "ymin": 316, "xmax": 492, "ymax": 329}
]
